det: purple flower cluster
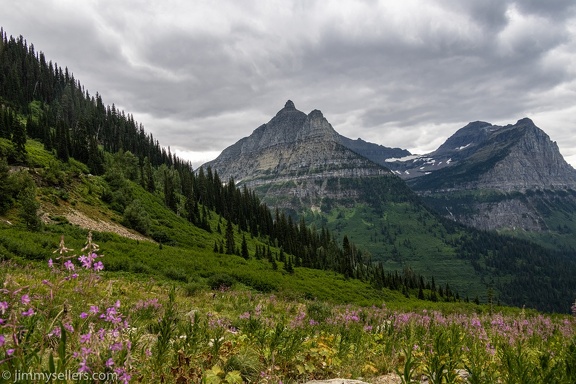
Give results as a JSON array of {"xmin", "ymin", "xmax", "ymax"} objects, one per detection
[
  {"xmin": 65, "ymin": 300, "xmax": 132, "ymax": 382},
  {"xmin": 0, "ymin": 289, "xmax": 37, "ymax": 360},
  {"xmin": 327, "ymin": 307, "xmax": 362, "ymax": 328},
  {"xmin": 134, "ymin": 298, "xmax": 162, "ymax": 311},
  {"xmin": 78, "ymin": 253, "xmax": 104, "ymax": 271}
]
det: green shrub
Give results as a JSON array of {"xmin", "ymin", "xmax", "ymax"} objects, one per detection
[
  {"xmin": 164, "ymin": 267, "xmax": 188, "ymax": 283},
  {"xmin": 151, "ymin": 229, "xmax": 172, "ymax": 245},
  {"xmin": 105, "ymin": 258, "xmax": 130, "ymax": 272},
  {"xmin": 184, "ymin": 281, "xmax": 205, "ymax": 296},
  {"xmin": 306, "ymin": 301, "xmax": 332, "ymax": 323},
  {"xmin": 233, "ymin": 274, "xmax": 277, "ymax": 293},
  {"xmin": 122, "ymin": 200, "xmax": 151, "ymax": 235},
  {"xmin": 207, "ymin": 273, "xmax": 235, "ymax": 290},
  {"xmin": 131, "ymin": 262, "xmax": 153, "ymax": 275}
]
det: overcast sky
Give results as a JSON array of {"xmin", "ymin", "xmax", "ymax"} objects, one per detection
[{"xmin": 3, "ymin": 0, "xmax": 576, "ymax": 168}]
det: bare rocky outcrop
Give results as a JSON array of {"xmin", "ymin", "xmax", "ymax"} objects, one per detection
[
  {"xmin": 200, "ymin": 101, "xmax": 394, "ymax": 212},
  {"xmin": 304, "ymin": 369, "xmax": 470, "ymax": 383},
  {"xmin": 392, "ymin": 118, "xmax": 576, "ymax": 191},
  {"xmin": 63, "ymin": 209, "xmax": 151, "ymax": 242},
  {"xmin": 202, "ymin": 100, "xmax": 388, "ymax": 184}
]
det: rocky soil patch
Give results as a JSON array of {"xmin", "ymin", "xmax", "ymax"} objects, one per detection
[{"xmin": 63, "ymin": 209, "xmax": 151, "ymax": 242}]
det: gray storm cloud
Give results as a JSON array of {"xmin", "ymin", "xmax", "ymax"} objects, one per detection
[{"xmin": 2, "ymin": 0, "xmax": 576, "ymax": 167}]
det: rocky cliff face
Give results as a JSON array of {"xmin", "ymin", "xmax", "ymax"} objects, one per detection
[
  {"xmin": 390, "ymin": 118, "xmax": 576, "ymax": 192},
  {"xmin": 476, "ymin": 119, "xmax": 576, "ymax": 191},
  {"xmin": 201, "ymin": 101, "xmax": 394, "ymax": 211},
  {"xmin": 394, "ymin": 118, "xmax": 576, "ymax": 232}
]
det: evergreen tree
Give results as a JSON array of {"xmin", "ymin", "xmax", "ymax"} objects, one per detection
[
  {"xmin": 163, "ymin": 168, "xmax": 177, "ymax": 212},
  {"xmin": 241, "ymin": 234, "xmax": 249, "ymax": 260},
  {"xmin": 284, "ymin": 256, "xmax": 294, "ymax": 274},
  {"xmin": 87, "ymin": 137, "xmax": 105, "ymax": 175},
  {"xmin": 17, "ymin": 174, "xmax": 41, "ymax": 231},
  {"xmin": 143, "ymin": 157, "xmax": 155, "ymax": 192},
  {"xmin": 225, "ymin": 219, "xmax": 235, "ymax": 255},
  {"xmin": 0, "ymin": 157, "xmax": 15, "ymax": 214},
  {"xmin": 0, "ymin": 109, "xmax": 7, "ymax": 139},
  {"xmin": 55, "ymin": 121, "xmax": 69, "ymax": 162},
  {"xmin": 267, "ymin": 245, "xmax": 273, "ymax": 262},
  {"xmin": 10, "ymin": 113, "xmax": 27, "ymax": 163}
]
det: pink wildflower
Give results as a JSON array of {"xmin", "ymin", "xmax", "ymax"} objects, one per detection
[
  {"xmin": 239, "ymin": 312, "xmax": 251, "ymax": 320},
  {"xmin": 49, "ymin": 327, "xmax": 61, "ymax": 338},
  {"xmin": 80, "ymin": 333, "xmax": 91, "ymax": 343},
  {"xmin": 97, "ymin": 328, "xmax": 106, "ymax": 341},
  {"xmin": 63, "ymin": 260, "xmax": 75, "ymax": 271},
  {"xmin": 114, "ymin": 368, "xmax": 131, "ymax": 384},
  {"xmin": 78, "ymin": 359, "xmax": 90, "ymax": 373},
  {"xmin": 21, "ymin": 294, "xmax": 30, "ymax": 305}
]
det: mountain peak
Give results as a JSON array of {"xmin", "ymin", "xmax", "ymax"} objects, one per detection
[
  {"xmin": 309, "ymin": 109, "xmax": 323, "ymax": 118},
  {"xmin": 517, "ymin": 117, "xmax": 534, "ymax": 126},
  {"xmin": 201, "ymin": 101, "xmax": 392, "ymax": 188}
]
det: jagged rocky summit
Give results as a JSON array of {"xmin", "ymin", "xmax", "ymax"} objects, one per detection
[
  {"xmin": 203, "ymin": 100, "xmax": 396, "ymax": 186},
  {"xmin": 387, "ymin": 118, "xmax": 576, "ymax": 192},
  {"xmin": 202, "ymin": 100, "xmax": 411, "ymax": 212},
  {"xmin": 385, "ymin": 118, "xmax": 576, "ymax": 232}
]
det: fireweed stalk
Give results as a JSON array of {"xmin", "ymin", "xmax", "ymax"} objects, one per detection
[{"xmin": 0, "ymin": 233, "xmax": 133, "ymax": 383}]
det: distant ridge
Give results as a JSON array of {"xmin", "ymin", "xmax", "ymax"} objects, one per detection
[
  {"xmin": 391, "ymin": 118, "xmax": 576, "ymax": 191},
  {"xmin": 384, "ymin": 118, "xmax": 576, "ymax": 235}
]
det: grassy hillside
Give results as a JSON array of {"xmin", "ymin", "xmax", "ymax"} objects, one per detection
[
  {"xmin": 303, "ymin": 202, "xmax": 485, "ymax": 300},
  {"xmin": 1, "ymin": 139, "xmax": 413, "ymax": 307}
]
